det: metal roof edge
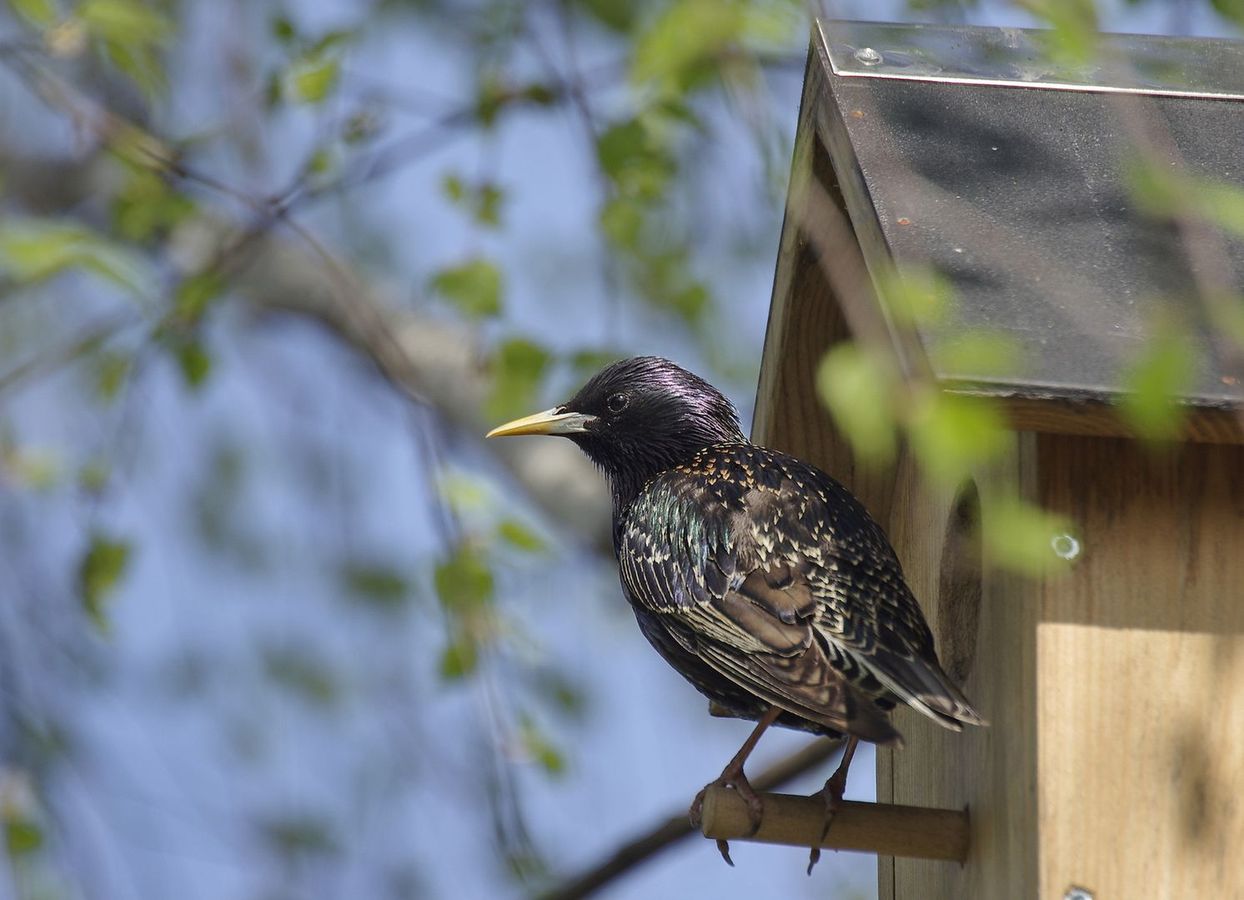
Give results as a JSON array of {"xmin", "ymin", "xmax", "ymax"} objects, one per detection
[{"xmin": 818, "ymin": 19, "xmax": 1244, "ymax": 101}]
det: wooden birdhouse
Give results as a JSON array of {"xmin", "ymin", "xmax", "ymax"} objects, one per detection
[{"xmin": 734, "ymin": 20, "xmax": 1244, "ymax": 899}]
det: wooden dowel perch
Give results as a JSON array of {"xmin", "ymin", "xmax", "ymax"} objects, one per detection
[{"xmin": 699, "ymin": 788, "xmax": 969, "ymax": 862}]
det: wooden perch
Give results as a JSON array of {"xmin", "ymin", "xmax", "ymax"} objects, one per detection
[{"xmin": 699, "ymin": 787, "xmax": 969, "ymax": 862}]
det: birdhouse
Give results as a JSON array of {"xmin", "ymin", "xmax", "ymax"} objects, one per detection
[{"xmin": 742, "ymin": 20, "xmax": 1244, "ymax": 899}]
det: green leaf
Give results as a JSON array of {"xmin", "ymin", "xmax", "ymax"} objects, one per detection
[
  {"xmin": 441, "ymin": 174, "xmax": 505, "ymax": 227},
  {"xmin": 596, "ymin": 118, "xmax": 673, "ymax": 200},
  {"xmin": 488, "ymin": 337, "xmax": 551, "ymax": 420},
  {"xmin": 430, "ymin": 258, "xmax": 503, "ymax": 318},
  {"xmin": 438, "ymin": 637, "xmax": 478, "ymax": 680},
  {"xmin": 475, "ymin": 184, "xmax": 504, "ymax": 227},
  {"xmin": 575, "ymin": 0, "xmax": 636, "ymax": 31},
  {"xmin": 1118, "ymin": 329, "xmax": 1194, "ymax": 441},
  {"xmin": 497, "ymin": 519, "xmax": 546, "ymax": 553},
  {"xmin": 599, "ymin": 197, "xmax": 643, "ymax": 248},
  {"xmin": 440, "ymin": 473, "xmax": 489, "ymax": 513},
  {"xmin": 631, "ymin": 0, "xmax": 744, "ymax": 92},
  {"xmin": 112, "ymin": 167, "xmax": 194, "ymax": 242},
  {"xmin": 519, "ymin": 714, "xmax": 566, "ymax": 777},
  {"xmin": 270, "ymin": 14, "xmax": 296, "ymax": 42},
  {"xmin": 1128, "ymin": 160, "xmax": 1244, "ymax": 240},
  {"xmin": 881, "ymin": 267, "xmax": 954, "ymax": 327},
  {"xmin": 1195, "ymin": 179, "xmax": 1244, "ymax": 239},
  {"xmin": 667, "ymin": 281, "xmax": 708, "ymax": 323},
  {"xmin": 1127, "ymin": 158, "xmax": 1184, "ymax": 220},
  {"xmin": 4, "ymin": 818, "xmax": 43, "ymax": 856},
  {"xmin": 286, "ymin": 52, "xmax": 340, "ymax": 104},
  {"xmin": 101, "ymin": 35, "xmax": 165, "ymax": 96},
  {"xmin": 340, "ymin": 563, "xmax": 410, "ymax": 610},
  {"xmin": 175, "ymin": 338, "xmax": 212, "ymax": 390},
  {"xmin": 1209, "ymin": 294, "xmax": 1244, "ymax": 348},
  {"xmin": 93, "ymin": 348, "xmax": 131, "ymax": 401},
  {"xmin": 519, "ymin": 82, "xmax": 557, "ymax": 106},
  {"xmin": 473, "ymin": 73, "xmax": 510, "ymax": 127},
  {"xmin": 174, "ymin": 272, "xmax": 225, "ymax": 323},
  {"xmin": 442, "ymin": 173, "xmax": 465, "ymax": 203},
  {"xmin": 1212, "ymin": 0, "xmax": 1244, "ymax": 26},
  {"xmin": 983, "ymin": 497, "xmax": 1074, "ymax": 576},
  {"xmin": 908, "ymin": 391, "xmax": 1009, "ymax": 488},
  {"xmin": 816, "ymin": 344, "xmax": 898, "ymax": 465},
  {"xmin": 0, "ymin": 218, "xmax": 152, "ymax": 296},
  {"xmin": 79, "ymin": 0, "xmax": 171, "ymax": 44},
  {"xmin": 78, "ymin": 532, "xmax": 131, "ymax": 633},
  {"xmin": 1028, "ymin": 0, "xmax": 1099, "ymax": 64},
  {"xmin": 434, "ymin": 545, "xmax": 493, "ymax": 611},
  {"xmin": 7, "ymin": 0, "xmax": 57, "ymax": 27},
  {"xmin": 78, "ymin": 0, "xmax": 171, "ymax": 94},
  {"xmin": 596, "ymin": 119, "xmax": 647, "ymax": 180},
  {"xmin": 630, "ymin": 247, "xmax": 710, "ymax": 324}
]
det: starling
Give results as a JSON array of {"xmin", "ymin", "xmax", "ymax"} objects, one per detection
[{"xmin": 487, "ymin": 356, "xmax": 984, "ymax": 868}]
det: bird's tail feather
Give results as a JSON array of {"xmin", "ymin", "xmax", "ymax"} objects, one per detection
[{"xmin": 867, "ymin": 653, "xmax": 988, "ymax": 731}]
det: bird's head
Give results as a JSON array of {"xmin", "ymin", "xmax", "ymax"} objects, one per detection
[{"xmin": 487, "ymin": 356, "xmax": 745, "ymax": 508}]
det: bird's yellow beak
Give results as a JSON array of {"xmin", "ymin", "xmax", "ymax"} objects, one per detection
[{"xmin": 485, "ymin": 407, "xmax": 596, "ymax": 438}]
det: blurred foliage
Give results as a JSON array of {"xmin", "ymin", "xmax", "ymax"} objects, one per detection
[
  {"xmin": 488, "ymin": 338, "xmax": 551, "ymax": 420},
  {"xmin": 0, "ymin": 217, "xmax": 152, "ymax": 297},
  {"xmin": 77, "ymin": 532, "xmax": 132, "ymax": 633},
  {"xmin": 817, "ymin": 343, "xmax": 899, "ymax": 464},
  {"xmin": 0, "ymin": 0, "xmax": 1242, "ymax": 897},
  {"xmin": 1119, "ymin": 326, "xmax": 1196, "ymax": 440},
  {"xmin": 430, "ymin": 257, "xmax": 504, "ymax": 318},
  {"xmin": 340, "ymin": 561, "xmax": 413, "ymax": 611}
]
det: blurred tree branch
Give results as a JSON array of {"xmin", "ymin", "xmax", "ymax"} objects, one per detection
[
  {"xmin": 538, "ymin": 737, "xmax": 843, "ymax": 900},
  {"xmin": 234, "ymin": 224, "xmax": 613, "ymax": 548},
  {"xmin": 0, "ymin": 138, "xmax": 612, "ymax": 548}
]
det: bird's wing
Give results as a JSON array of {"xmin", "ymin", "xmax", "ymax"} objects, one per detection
[{"xmin": 619, "ymin": 450, "xmax": 982, "ymax": 741}]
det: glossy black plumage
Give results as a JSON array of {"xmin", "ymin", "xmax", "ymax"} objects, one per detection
[{"xmin": 493, "ymin": 356, "xmax": 984, "ymax": 748}]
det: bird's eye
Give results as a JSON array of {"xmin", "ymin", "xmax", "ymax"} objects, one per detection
[{"xmin": 606, "ymin": 392, "xmax": 629, "ymax": 414}]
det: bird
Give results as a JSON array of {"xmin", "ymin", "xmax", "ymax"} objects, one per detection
[{"xmin": 487, "ymin": 356, "xmax": 985, "ymax": 870}]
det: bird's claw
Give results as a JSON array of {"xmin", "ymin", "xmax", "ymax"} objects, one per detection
[
  {"xmin": 806, "ymin": 846, "xmax": 820, "ymax": 876},
  {"xmin": 688, "ymin": 767, "xmax": 764, "ymax": 866},
  {"xmin": 806, "ymin": 773, "xmax": 847, "ymax": 874}
]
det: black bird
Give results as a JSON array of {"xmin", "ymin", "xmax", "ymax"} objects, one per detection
[{"xmin": 487, "ymin": 356, "xmax": 984, "ymax": 868}]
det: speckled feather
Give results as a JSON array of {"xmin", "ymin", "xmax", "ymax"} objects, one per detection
[{"xmin": 532, "ymin": 356, "xmax": 983, "ymax": 746}]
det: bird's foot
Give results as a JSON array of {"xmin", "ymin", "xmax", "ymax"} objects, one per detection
[
  {"xmin": 806, "ymin": 772, "xmax": 848, "ymax": 875},
  {"xmin": 688, "ymin": 766, "xmax": 764, "ymax": 867}
]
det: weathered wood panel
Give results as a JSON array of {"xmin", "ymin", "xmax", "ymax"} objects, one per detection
[
  {"xmin": 1035, "ymin": 436, "xmax": 1244, "ymax": 899},
  {"xmin": 879, "ymin": 441, "xmax": 1041, "ymax": 900}
]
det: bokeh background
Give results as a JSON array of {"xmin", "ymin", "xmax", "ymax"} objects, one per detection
[{"xmin": 1, "ymin": 1, "xmax": 1240, "ymax": 898}]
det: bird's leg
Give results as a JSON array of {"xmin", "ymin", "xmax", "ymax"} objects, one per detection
[
  {"xmin": 689, "ymin": 705, "xmax": 782, "ymax": 866},
  {"xmin": 807, "ymin": 736, "xmax": 859, "ymax": 875}
]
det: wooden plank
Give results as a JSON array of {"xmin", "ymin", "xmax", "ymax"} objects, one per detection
[
  {"xmin": 973, "ymin": 394, "xmax": 1244, "ymax": 446},
  {"xmin": 878, "ymin": 440, "xmax": 1042, "ymax": 900},
  {"xmin": 1035, "ymin": 436, "xmax": 1244, "ymax": 898}
]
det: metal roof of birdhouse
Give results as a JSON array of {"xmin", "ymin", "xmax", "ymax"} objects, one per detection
[{"xmin": 760, "ymin": 20, "xmax": 1244, "ymax": 443}]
